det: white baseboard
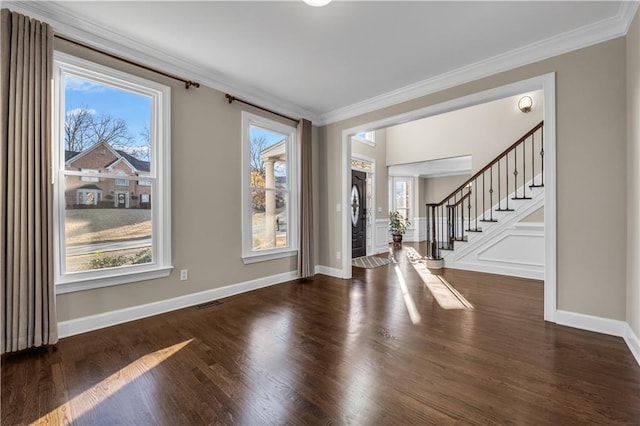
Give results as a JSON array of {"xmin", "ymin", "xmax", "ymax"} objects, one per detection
[
  {"xmin": 555, "ymin": 310, "xmax": 639, "ymax": 366},
  {"xmin": 555, "ymin": 310, "xmax": 627, "ymax": 337},
  {"xmin": 623, "ymin": 323, "xmax": 640, "ymax": 366},
  {"xmin": 376, "ymin": 245, "xmax": 391, "ymax": 255},
  {"xmin": 315, "ymin": 265, "xmax": 343, "ymax": 278},
  {"xmin": 58, "ymin": 271, "xmax": 299, "ymax": 338}
]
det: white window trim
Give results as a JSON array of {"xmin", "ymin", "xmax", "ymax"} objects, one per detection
[
  {"xmin": 241, "ymin": 111, "xmax": 298, "ymax": 264},
  {"xmin": 53, "ymin": 52, "xmax": 172, "ymax": 294}
]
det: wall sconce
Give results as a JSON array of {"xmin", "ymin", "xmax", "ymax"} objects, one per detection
[{"xmin": 518, "ymin": 96, "xmax": 533, "ymax": 113}]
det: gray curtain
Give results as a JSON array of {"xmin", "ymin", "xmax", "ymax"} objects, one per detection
[
  {"xmin": 298, "ymin": 119, "xmax": 314, "ymax": 278},
  {"xmin": 1, "ymin": 9, "xmax": 58, "ymax": 353}
]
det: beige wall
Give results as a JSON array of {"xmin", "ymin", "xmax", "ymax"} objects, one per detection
[
  {"xmin": 55, "ymin": 39, "xmax": 318, "ymax": 322},
  {"xmin": 627, "ymin": 9, "xmax": 640, "ymax": 337},
  {"xmin": 319, "ymin": 37, "xmax": 627, "ymax": 321},
  {"xmin": 423, "ymin": 174, "xmax": 471, "ymax": 205},
  {"xmin": 351, "ymin": 129, "xmax": 389, "ymax": 220},
  {"xmin": 521, "ymin": 207, "xmax": 544, "ymax": 223},
  {"xmin": 386, "ymin": 92, "xmax": 543, "ymax": 171}
]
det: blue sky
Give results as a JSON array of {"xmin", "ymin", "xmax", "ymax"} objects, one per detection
[
  {"xmin": 250, "ymin": 126, "xmax": 285, "ymax": 147},
  {"xmin": 65, "ymin": 75, "xmax": 151, "ymax": 148}
]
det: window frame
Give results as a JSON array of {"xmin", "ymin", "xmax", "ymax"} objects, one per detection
[
  {"xmin": 389, "ymin": 176, "xmax": 414, "ymax": 222},
  {"xmin": 53, "ymin": 52, "xmax": 172, "ymax": 294},
  {"xmin": 115, "ymin": 170, "xmax": 129, "ymax": 187},
  {"xmin": 241, "ymin": 111, "xmax": 298, "ymax": 264}
]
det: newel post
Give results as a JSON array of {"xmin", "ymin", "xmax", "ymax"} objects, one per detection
[{"xmin": 426, "ymin": 203, "xmax": 439, "ymax": 259}]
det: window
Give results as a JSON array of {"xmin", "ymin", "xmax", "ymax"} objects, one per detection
[
  {"xmin": 353, "ymin": 131, "xmax": 375, "ymax": 146},
  {"xmin": 77, "ymin": 188, "xmax": 101, "ymax": 205},
  {"xmin": 80, "ymin": 168, "xmax": 99, "ymax": 182},
  {"xmin": 241, "ymin": 112, "xmax": 297, "ymax": 263},
  {"xmin": 115, "ymin": 171, "xmax": 128, "ymax": 186},
  {"xmin": 137, "ymin": 174, "xmax": 152, "ymax": 186},
  {"xmin": 390, "ymin": 177, "xmax": 413, "ymax": 222},
  {"xmin": 53, "ymin": 52, "xmax": 171, "ymax": 293}
]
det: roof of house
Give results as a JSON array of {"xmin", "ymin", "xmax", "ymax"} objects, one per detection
[
  {"xmin": 65, "ymin": 146, "xmax": 150, "ymax": 173},
  {"xmin": 115, "ymin": 150, "xmax": 150, "ymax": 172},
  {"xmin": 65, "ymin": 150, "xmax": 80, "ymax": 162}
]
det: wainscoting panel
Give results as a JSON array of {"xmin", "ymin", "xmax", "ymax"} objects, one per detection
[
  {"xmin": 375, "ymin": 219, "xmax": 390, "ymax": 253},
  {"xmin": 448, "ymin": 222, "xmax": 544, "ymax": 279}
]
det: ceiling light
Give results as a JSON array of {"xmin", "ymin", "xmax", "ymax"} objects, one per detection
[
  {"xmin": 303, "ymin": 0, "xmax": 332, "ymax": 6},
  {"xmin": 518, "ymin": 96, "xmax": 533, "ymax": 113}
]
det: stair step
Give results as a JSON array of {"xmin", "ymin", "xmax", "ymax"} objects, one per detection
[
  {"xmin": 495, "ymin": 208, "xmax": 514, "ymax": 212},
  {"xmin": 480, "ymin": 219, "xmax": 498, "ymax": 223},
  {"xmin": 466, "ymin": 228, "xmax": 483, "ymax": 232},
  {"xmin": 452, "ymin": 237, "xmax": 468, "ymax": 242},
  {"xmin": 512, "ymin": 196, "xmax": 532, "ymax": 200},
  {"xmin": 529, "ymin": 184, "xmax": 544, "ymax": 188}
]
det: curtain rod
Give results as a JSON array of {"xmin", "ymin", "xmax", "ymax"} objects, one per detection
[
  {"xmin": 225, "ymin": 94, "xmax": 299, "ymax": 123},
  {"xmin": 54, "ymin": 34, "xmax": 200, "ymax": 90}
]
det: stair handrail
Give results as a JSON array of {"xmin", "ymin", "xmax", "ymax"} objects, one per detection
[
  {"xmin": 425, "ymin": 120, "xmax": 545, "ymax": 260},
  {"xmin": 427, "ymin": 120, "xmax": 544, "ymax": 209}
]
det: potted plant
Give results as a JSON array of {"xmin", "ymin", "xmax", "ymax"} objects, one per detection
[{"xmin": 389, "ymin": 211, "xmax": 410, "ymax": 244}]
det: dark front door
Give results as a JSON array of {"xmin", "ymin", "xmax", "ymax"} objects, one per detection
[{"xmin": 351, "ymin": 170, "xmax": 366, "ymax": 258}]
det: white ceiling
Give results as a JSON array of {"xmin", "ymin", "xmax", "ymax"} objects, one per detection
[{"xmin": 7, "ymin": 1, "xmax": 636, "ymax": 123}]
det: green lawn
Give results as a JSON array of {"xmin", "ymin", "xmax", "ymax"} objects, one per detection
[{"xmin": 65, "ymin": 208, "xmax": 151, "ymax": 245}]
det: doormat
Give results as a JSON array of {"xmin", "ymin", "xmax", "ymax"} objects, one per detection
[{"xmin": 352, "ymin": 255, "xmax": 392, "ymax": 269}]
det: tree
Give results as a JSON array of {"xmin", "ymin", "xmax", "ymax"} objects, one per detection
[
  {"xmin": 64, "ymin": 108, "xmax": 93, "ymax": 152},
  {"xmin": 91, "ymin": 114, "xmax": 133, "ymax": 150},
  {"xmin": 133, "ymin": 126, "xmax": 151, "ymax": 161},
  {"xmin": 250, "ymin": 136, "xmax": 268, "ymax": 176},
  {"xmin": 250, "ymin": 136, "xmax": 269, "ymax": 211},
  {"xmin": 64, "ymin": 106, "xmax": 134, "ymax": 153}
]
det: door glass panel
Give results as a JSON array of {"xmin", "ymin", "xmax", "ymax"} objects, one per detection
[{"xmin": 351, "ymin": 184, "xmax": 360, "ymax": 227}]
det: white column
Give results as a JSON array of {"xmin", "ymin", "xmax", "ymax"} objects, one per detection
[{"xmin": 265, "ymin": 159, "xmax": 276, "ymax": 248}]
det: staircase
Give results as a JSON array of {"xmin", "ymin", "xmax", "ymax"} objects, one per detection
[{"xmin": 426, "ymin": 121, "xmax": 544, "ymax": 278}]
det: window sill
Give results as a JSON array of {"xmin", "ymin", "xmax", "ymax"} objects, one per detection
[
  {"xmin": 55, "ymin": 266, "xmax": 173, "ymax": 294},
  {"xmin": 242, "ymin": 249, "xmax": 297, "ymax": 264}
]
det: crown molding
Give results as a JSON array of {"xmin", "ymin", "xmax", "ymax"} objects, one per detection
[
  {"xmin": 320, "ymin": 1, "xmax": 640, "ymax": 125},
  {"xmin": 4, "ymin": 1, "xmax": 638, "ymax": 127},
  {"xmin": 4, "ymin": 1, "xmax": 322, "ymax": 123}
]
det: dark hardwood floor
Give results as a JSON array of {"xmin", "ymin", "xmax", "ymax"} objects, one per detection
[{"xmin": 2, "ymin": 243, "xmax": 639, "ymax": 425}]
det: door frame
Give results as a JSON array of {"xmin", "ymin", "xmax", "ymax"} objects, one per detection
[
  {"xmin": 115, "ymin": 190, "xmax": 130, "ymax": 208},
  {"xmin": 340, "ymin": 73, "xmax": 557, "ymax": 322},
  {"xmin": 351, "ymin": 153, "xmax": 376, "ymax": 256},
  {"xmin": 350, "ymin": 169, "xmax": 367, "ymax": 258}
]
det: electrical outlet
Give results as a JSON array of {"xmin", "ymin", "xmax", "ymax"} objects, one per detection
[{"xmin": 180, "ymin": 269, "xmax": 188, "ymax": 281}]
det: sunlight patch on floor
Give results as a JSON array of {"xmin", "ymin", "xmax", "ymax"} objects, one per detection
[
  {"xmin": 34, "ymin": 339, "xmax": 193, "ymax": 425},
  {"xmin": 406, "ymin": 248, "xmax": 474, "ymax": 310},
  {"xmin": 392, "ymin": 262, "xmax": 422, "ymax": 324}
]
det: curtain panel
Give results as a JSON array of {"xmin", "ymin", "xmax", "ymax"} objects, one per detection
[
  {"xmin": 1, "ymin": 9, "xmax": 58, "ymax": 353},
  {"xmin": 298, "ymin": 119, "xmax": 314, "ymax": 279}
]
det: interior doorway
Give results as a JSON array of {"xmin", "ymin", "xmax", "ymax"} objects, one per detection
[{"xmin": 340, "ymin": 73, "xmax": 557, "ymax": 322}]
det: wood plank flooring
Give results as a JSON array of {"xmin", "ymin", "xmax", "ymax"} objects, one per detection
[{"xmin": 2, "ymin": 243, "xmax": 639, "ymax": 425}]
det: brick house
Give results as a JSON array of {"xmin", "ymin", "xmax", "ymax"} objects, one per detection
[{"xmin": 65, "ymin": 141, "xmax": 151, "ymax": 209}]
